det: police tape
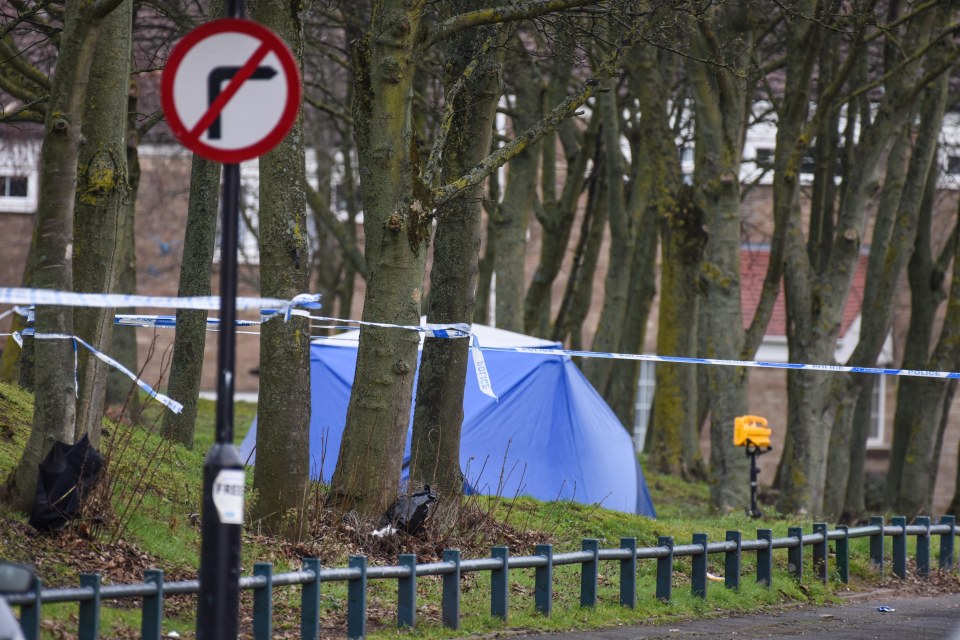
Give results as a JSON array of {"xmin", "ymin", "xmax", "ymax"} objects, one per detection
[
  {"xmin": 0, "ymin": 287, "xmax": 321, "ymax": 315},
  {"xmin": 474, "ymin": 345, "xmax": 960, "ymax": 380},
  {"xmin": 9, "ymin": 297, "xmax": 960, "ymax": 415},
  {"xmin": 6, "ymin": 332, "xmax": 184, "ymax": 413}
]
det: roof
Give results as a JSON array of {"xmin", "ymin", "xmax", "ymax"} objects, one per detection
[{"xmin": 740, "ymin": 246, "xmax": 868, "ymax": 339}]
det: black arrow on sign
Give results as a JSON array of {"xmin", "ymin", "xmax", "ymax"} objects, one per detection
[{"xmin": 206, "ymin": 65, "xmax": 277, "ymax": 139}]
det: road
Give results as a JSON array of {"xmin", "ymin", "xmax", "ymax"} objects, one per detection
[{"xmin": 524, "ymin": 591, "xmax": 960, "ymax": 639}]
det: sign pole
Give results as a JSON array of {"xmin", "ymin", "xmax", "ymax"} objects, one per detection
[
  {"xmin": 197, "ymin": 3, "xmax": 245, "ymax": 638},
  {"xmin": 160, "ymin": 3, "xmax": 299, "ymax": 633},
  {"xmin": 196, "ymin": 162, "xmax": 243, "ymax": 639}
]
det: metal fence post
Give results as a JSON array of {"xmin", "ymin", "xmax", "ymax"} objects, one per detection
[
  {"xmin": 940, "ymin": 515, "xmax": 956, "ymax": 572},
  {"xmin": 692, "ymin": 534, "xmax": 707, "ymax": 599},
  {"xmin": 725, "ymin": 531, "xmax": 741, "ymax": 591},
  {"xmin": 787, "ymin": 527, "xmax": 803, "ymax": 581},
  {"xmin": 836, "ymin": 526, "xmax": 849, "ymax": 584},
  {"xmin": 620, "ymin": 537, "xmax": 637, "ymax": 608},
  {"xmin": 757, "ymin": 529, "xmax": 772, "ymax": 587},
  {"xmin": 870, "ymin": 516, "xmax": 885, "ymax": 575},
  {"xmin": 347, "ymin": 556, "xmax": 367, "ymax": 640},
  {"xmin": 813, "ymin": 523, "xmax": 828, "ymax": 584},
  {"xmin": 253, "ymin": 563, "xmax": 273, "ymax": 640},
  {"xmin": 142, "ymin": 569, "xmax": 164, "ymax": 640},
  {"xmin": 581, "ymin": 539, "xmax": 599, "ymax": 608},
  {"xmin": 656, "ymin": 536, "xmax": 673, "ymax": 602},
  {"xmin": 301, "ymin": 558, "xmax": 321, "ymax": 640},
  {"xmin": 535, "ymin": 544, "xmax": 553, "ymax": 616},
  {"xmin": 442, "ymin": 549, "xmax": 461, "ymax": 630},
  {"xmin": 398, "ymin": 554, "xmax": 417, "ymax": 629},
  {"xmin": 916, "ymin": 516, "xmax": 930, "ymax": 578},
  {"xmin": 19, "ymin": 575, "xmax": 41, "ymax": 640},
  {"xmin": 892, "ymin": 516, "xmax": 907, "ymax": 579},
  {"xmin": 78, "ymin": 573, "xmax": 100, "ymax": 640},
  {"xmin": 491, "ymin": 547, "xmax": 509, "ymax": 621}
]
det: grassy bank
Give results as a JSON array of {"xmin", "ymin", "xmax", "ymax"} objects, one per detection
[{"xmin": 0, "ymin": 380, "xmax": 946, "ymax": 638}]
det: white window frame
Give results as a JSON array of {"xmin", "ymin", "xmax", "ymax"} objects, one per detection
[
  {"xmin": 634, "ymin": 360, "xmax": 656, "ymax": 453},
  {"xmin": 0, "ymin": 141, "xmax": 39, "ymax": 214},
  {"xmin": 866, "ymin": 375, "xmax": 886, "ymax": 448}
]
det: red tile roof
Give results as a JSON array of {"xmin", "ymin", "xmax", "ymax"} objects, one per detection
[{"xmin": 740, "ymin": 246, "xmax": 867, "ymax": 338}]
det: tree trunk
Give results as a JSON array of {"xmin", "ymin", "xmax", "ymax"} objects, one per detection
[
  {"xmin": 159, "ymin": 1, "xmax": 223, "ymax": 437},
  {"xmin": 888, "ymin": 206, "xmax": 960, "ymax": 515},
  {"xmin": 162, "ymin": 155, "xmax": 220, "ymax": 447},
  {"xmin": 249, "ymin": 0, "xmax": 311, "ymax": 540},
  {"xmin": 409, "ymin": 8, "xmax": 502, "ymax": 500},
  {"xmin": 582, "ymin": 78, "xmax": 635, "ymax": 393},
  {"xmin": 649, "ymin": 184, "xmax": 705, "ymax": 478},
  {"xmin": 494, "ymin": 55, "xmax": 540, "ymax": 332},
  {"xmin": 7, "ymin": 0, "xmax": 124, "ymax": 512},
  {"xmin": 523, "ymin": 69, "xmax": 595, "ymax": 337},
  {"xmin": 778, "ymin": 5, "xmax": 939, "ymax": 515},
  {"xmin": 687, "ymin": 5, "xmax": 753, "ymax": 507},
  {"xmin": 827, "ymin": 55, "xmax": 948, "ymax": 517},
  {"xmin": 73, "ymin": 0, "xmax": 132, "ymax": 447},
  {"xmin": 1, "ymin": 233, "xmax": 35, "ymax": 384},
  {"xmin": 553, "ymin": 153, "xmax": 606, "ymax": 349},
  {"xmin": 105, "ymin": 88, "xmax": 141, "ymax": 413},
  {"xmin": 329, "ymin": 0, "xmax": 429, "ymax": 516}
]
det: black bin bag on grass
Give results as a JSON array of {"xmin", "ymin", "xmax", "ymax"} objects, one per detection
[
  {"xmin": 381, "ymin": 486, "xmax": 438, "ymax": 534},
  {"xmin": 29, "ymin": 434, "xmax": 104, "ymax": 533}
]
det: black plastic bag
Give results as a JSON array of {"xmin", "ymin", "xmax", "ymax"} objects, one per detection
[
  {"xmin": 28, "ymin": 434, "xmax": 104, "ymax": 533},
  {"xmin": 381, "ymin": 486, "xmax": 438, "ymax": 534}
]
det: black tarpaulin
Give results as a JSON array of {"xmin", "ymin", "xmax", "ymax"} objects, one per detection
[{"xmin": 28, "ymin": 434, "xmax": 104, "ymax": 532}]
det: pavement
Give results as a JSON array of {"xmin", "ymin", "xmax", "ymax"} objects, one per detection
[{"xmin": 521, "ymin": 591, "xmax": 960, "ymax": 639}]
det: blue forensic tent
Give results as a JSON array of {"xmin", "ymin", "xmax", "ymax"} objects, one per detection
[{"xmin": 240, "ymin": 325, "xmax": 655, "ymax": 516}]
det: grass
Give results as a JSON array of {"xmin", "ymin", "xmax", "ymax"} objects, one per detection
[{"xmin": 0, "ymin": 379, "xmax": 947, "ymax": 638}]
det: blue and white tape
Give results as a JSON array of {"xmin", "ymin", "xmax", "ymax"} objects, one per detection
[
  {"xmin": 477, "ymin": 345, "xmax": 960, "ymax": 380},
  {"xmin": 7, "ymin": 283, "xmax": 960, "ymax": 415},
  {"xmin": 0, "ymin": 288, "xmax": 320, "ymax": 315},
  {"xmin": 0, "ymin": 305, "xmax": 28, "ymax": 322},
  {"xmin": 26, "ymin": 332, "xmax": 184, "ymax": 413}
]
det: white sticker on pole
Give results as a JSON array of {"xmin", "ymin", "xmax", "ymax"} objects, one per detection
[
  {"xmin": 160, "ymin": 18, "xmax": 302, "ymax": 164},
  {"xmin": 212, "ymin": 469, "xmax": 246, "ymax": 524}
]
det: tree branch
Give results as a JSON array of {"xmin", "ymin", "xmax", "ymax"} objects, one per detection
[
  {"xmin": 423, "ymin": 0, "xmax": 602, "ymax": 49},
  {"xmin": 304, "ymin": 93, "xmax": 354, "ymax": 125},
  {"xmin": 433, "ymin": 26, "xmax": 641, "ymax": 207},
  {"xmin": 0, "ymin": 36, "xmax": 50, "ymax": 91},
  {"xmin": 423, "ymin": 35, "xmax": 494, "ymax": 187},
  {"xmin": 304, "ymin": 181, "xmax": 367, "ymax": 278},
  {"xmin": 91, "ymin": 0, "xmax": 128, "ymax": 20}
]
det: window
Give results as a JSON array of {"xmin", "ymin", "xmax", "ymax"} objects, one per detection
[
  {"xmin": 634, "ymin": 361, "xmax": 656, "ymax": 453},
  {"xmin": 1, "ymin": 175, "xmax": 28, "ymax": 197},
  {"xmin": 947, "ymin": 156, "xmax": 960, "ymax": 175},
  {"xmin": 755, "ymin": 147, "xmax": 774, "ymax": 169},
  {"xmin": 866, "ymin": 376, "xmax": 886, "ymax": 448}
]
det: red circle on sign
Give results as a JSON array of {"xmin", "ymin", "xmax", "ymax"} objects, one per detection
[{"xmin": 161, "ymin": 18, "xmax": 302, "ymax": 163}]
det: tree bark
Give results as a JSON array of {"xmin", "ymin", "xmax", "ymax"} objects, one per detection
[
  {"xmin": 250, "ymin": 0, "xmax": 312, "ymax": 540},
  {"xmin": 105, "ymin": 81, "xmax": 141, "ymax": 413},
  {"xmin": 7, "ymin": 0, "xmax": 125, "ymax": 512},
  {"xmin": 494, "ymin": 54, "xmax": 540, "ymax": 332},
  {"xmin": 329, "ymin": 0, "xmax": 430, "ymax": 516},
  {"xmin": 778, "ymin": 4, "xmax": 939, "ymax": 515},
  {"xmin": 161, "ymin": 0, "xmax": 225, "ymax": 446},
  {"xmin": 161, "ymin": 155, "xmax": 220, "ymax": 447},
  {"xmin": 582, "ymin": 76, "xmax": 635, "ymax": 393},
  {"xmin": 73, "ymin": 0, "xmax": 132, "ymax": 447},
  {"xmin": 410, "ymin": 5, "xmax": 502, "ymax": 499}
]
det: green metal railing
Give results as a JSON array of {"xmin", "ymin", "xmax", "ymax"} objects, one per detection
[{"xmin": 2, "ymin": 514, "xmax": 955, "ymax": 639}]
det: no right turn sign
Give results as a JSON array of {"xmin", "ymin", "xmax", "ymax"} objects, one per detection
[{"xmin": 161, "ymin": 18, "xmax": 302, "ymax": 163}]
